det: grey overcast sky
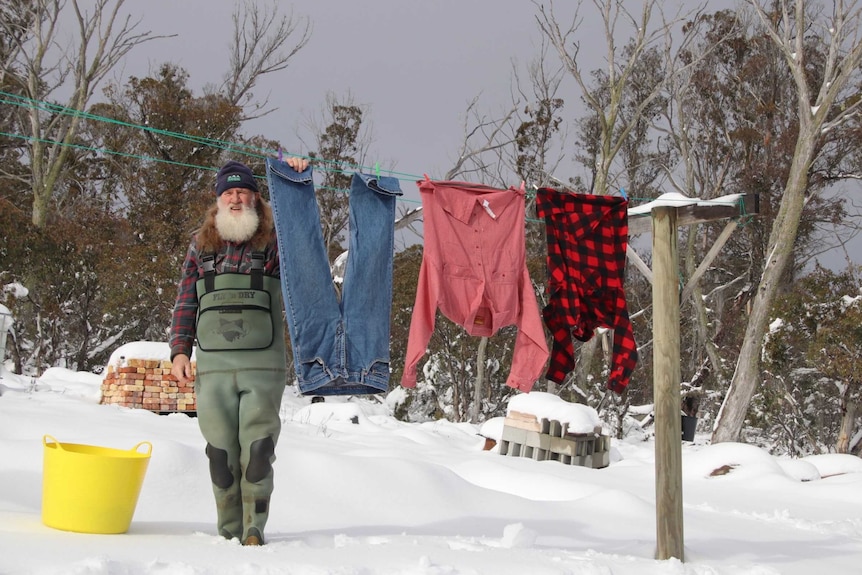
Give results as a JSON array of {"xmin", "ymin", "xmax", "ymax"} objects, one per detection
[
  {"xmin": 119, "ymin": 1, "xmax": 547, "ymax": 183},
  {"xmin": 114, "ymin": 0, "xmax": 857, "ymax": 269},
  {"xmin": 116, "ymin": 1, "xmax": 750, "ymax": 187}
]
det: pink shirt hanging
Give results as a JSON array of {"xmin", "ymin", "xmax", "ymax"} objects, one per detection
[{"xmin": 401, "ymin": 178, "xmax": 549, "ymax": 392}]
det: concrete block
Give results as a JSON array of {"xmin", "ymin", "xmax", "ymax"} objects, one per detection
[
  {"xmin": 548, "ymin": 420, "xmax": 563, "ymax": 437},
  {"xmin": 524, "ymin": 430, "xmax": 551, "ymax": 450},
  {"xmin": 498, "ymin": 418, "xmax": 611, "ymax": 469},
  {"xmin": 549, "ymin": 436, "xmax": 577, "ymax": 457},
  {"xmin": 502, "ymin": 425, "xmax": 527, "ymax": 444}
]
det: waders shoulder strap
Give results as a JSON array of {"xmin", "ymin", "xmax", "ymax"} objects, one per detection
[
  {"xmin": 199, "ymin": 251, "xmax": 266, "ymax": 293},
  {"xmin": 201, "ymin": 254, "xmax": 216, "ymax": 293},
  {"xmin": 250, "ymin": 251, "xmax": 264, "ymax": 291}
]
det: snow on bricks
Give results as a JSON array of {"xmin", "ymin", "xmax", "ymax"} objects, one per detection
[
  {"xmin": 100, "ymin": 358, "xmax": 196, "ymax": 414},
  {"xmin": 500, "ymin": 410, "xmax": 610, "ymax": 468}
]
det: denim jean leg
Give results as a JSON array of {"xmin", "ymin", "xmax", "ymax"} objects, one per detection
[
  {"xmin": 342, "ymin": 173, "xmax": 402, "ymax": 391},
  {"xmin": 266, "ymin": 158, "xmax": 341, "ymax": 392}
]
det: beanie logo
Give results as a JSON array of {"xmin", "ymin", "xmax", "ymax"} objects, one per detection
[{"xmin": 227, "ymin": 174, "xmax": 242, "ymax": 182}]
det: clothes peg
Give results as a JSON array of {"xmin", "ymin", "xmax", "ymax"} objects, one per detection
[
  {"xmin": 619, "ymin": 187, "xmax": 627, "ymax": 200},
  {"xmin": 375, "ymin": 162, "xmax": 380, "ymax": 179},
  {"xmin": 278, "ymin": 148, "xmax": 283, "ymax": 161},
  {"xmin": 424, "ymin": 173, "xmax": 431, "ymax": 182}
]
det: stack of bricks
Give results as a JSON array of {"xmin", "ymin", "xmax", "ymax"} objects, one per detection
[
  {"xmin": 499, "ymin": 410, "xmax": 610, "ymax": 469},
  {"xmin": 100, "ymin": 358, "xmax": 196, "ymax": 414}
]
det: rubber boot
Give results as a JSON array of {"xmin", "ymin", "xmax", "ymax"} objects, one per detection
[
  {"xmin": 242, "ymin": 496, "xmax": 270, "ymax": 545},
  {"xmin": 243, "ymin": 528, "xmax": 263, "ymax": 546}
]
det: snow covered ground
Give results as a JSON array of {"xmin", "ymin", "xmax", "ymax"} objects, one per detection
[{"xmin": 1, "ymin": 349, "xmax": 861, "ymax": 574}]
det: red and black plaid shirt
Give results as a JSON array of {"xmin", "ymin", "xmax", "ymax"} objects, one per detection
[
  {"xmin": 535, "ymin": 188, "xmax": 638, "ymax": 393},
  {"xmin": 168, "ymin": 235, "xmax": 279, "ymax": 360}
]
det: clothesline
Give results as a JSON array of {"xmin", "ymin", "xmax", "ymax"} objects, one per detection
[
  {"xmin": 0, "ymin": 91, "xmax": 419, "ymax": 181},
  {"xmin": 1, "ymin": 92, "xmax": 755, "ymax": 217}
]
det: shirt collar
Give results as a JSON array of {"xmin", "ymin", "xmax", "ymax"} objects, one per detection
[{"xmin": 424, "ymin": 180, "xmax": 523, "ymax": 224}]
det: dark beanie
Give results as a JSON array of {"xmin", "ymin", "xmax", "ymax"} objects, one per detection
[{"xmin": 215, "ymin": 160, "xmax": 259, "ymax": 196}]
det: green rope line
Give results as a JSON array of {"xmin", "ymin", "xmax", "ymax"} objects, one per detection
[
  {"xmin": 316, "ymin": 184, "xmax": 421, "ymax": 207},
  {"xmin": 0, "ymin": 130, "xmax": 215, "ymax": 173},
  {"xmin": 0, "ymin": 90, "xmax": 424, "ymax": 181},
  {"xmin": 0, "ymin": 125, "xmax": 754, "ymax": 216},
  {"xmin": 0, "ymin": 91, "xmax": 761, "ymax": 214},
  {"xmin": 736, "ymin": 214, "xmax": 756, "ymax": 227},
  {"xmin": 0, "ymin": 129, "xmax": 423, "ymax": 205},
  {"xmin": 0, "ymin": 92, "xmax": 259, "ymax": 159},
  {"xmin": 735, "ymin": 196, "xmax": 756, "ymax": 226}
]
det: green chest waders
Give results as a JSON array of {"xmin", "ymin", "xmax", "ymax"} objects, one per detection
[{"xmin": 194, "ymin": 252, "xmax": 286, "ymax": 543}]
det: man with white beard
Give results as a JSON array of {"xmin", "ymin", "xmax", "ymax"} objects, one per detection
[{"xmin": 170, "ymin": 157, "xmax": 307, "ymax": 546}]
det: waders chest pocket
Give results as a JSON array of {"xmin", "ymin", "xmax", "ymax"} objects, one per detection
[{"xmin": 196, "ymin": 288, "xmax": 273, "ymax": 351}]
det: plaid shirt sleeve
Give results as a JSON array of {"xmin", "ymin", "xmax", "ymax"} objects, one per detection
[{"xmin": 169, "ymin": 241, "xmax": 201, "ymax": 360}]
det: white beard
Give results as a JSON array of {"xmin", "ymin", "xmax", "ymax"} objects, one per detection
[{"xmin": 215, "ymin": 202, "xmax": 260, "ymax": 243}]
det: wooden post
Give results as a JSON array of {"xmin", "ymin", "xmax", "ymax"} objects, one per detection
[{"xmin": 652, "ymin": 206, "xmax": 684, "ymax": 561}]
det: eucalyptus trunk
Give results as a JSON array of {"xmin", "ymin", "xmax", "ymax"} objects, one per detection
[
  {"xmin": 471, "ymin": 337, "xmax": 489, "ymax": 423},
  {"xmin": 712, "ymin": 137, "xmax": 815, "ymax": 442}
]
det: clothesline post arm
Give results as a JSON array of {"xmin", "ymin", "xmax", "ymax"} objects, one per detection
[
  {"xmin": 679, "ymin": 219, "xmax": 738, "ymax": 304},
  {"xmin": 626, "ymin": 247, "xmax": 653, "ymax": 285}
]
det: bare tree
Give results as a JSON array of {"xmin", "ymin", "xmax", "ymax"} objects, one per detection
[
  {"xmin": 394, "ymin": 96, "xmax": 518, "ymax": 250},
  {"xmin": 510, "ymin": 36, "xmax": 568, "ymax": 189},
  {"xmin": 444, "ymin": 95, "xmax": 519, "ymax": 184},
  {"xmin": 1, "ymin": 0, "xmax": 160, "ymax": 228},
  {"xmin": 507, "ymin": 42, "xmax": 569, "ymax": 397},
  {"xmin": 396, "ymin": 94, "xmax": 521, "ymax": 422},
  {"xmin": 446, "ymin": 97, "xmax": 521, "ymax": 423},
  {"xmin": 0, "ymin": 0, "xmax": 32, "ymax": 89},
  {"xmin": 535, "ymin": 0, "xmax": 704, "ymax": 395},
  {"xmin": 220, "ymin": 0, "xmax": 311, "ymax": 121},
  {"xmin": 299, "ymin": 91, "xmax": 375, "ymax": 262},
  {"xmin": 713, "ymin": 0, "xmax": 862, "ymax": 442},
  {"xmin": 535, "ymin": 0, "xmax": 685, "ymax": 196},
  {"xmin": 656, "ymin": 9, "xmax": 745, "ymax": 412}
]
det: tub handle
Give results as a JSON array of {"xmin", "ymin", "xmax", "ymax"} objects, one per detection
[
  {"xmin": 42, "ymin": 435, "xmax": 152, "ymax": 456},
  {"xmin": 132, "ymin": 441, "xmax": 153, "ymax": 456},
  {"xmin": 43, "ymin": 435, "xmax": 62, "ymax": 449}
]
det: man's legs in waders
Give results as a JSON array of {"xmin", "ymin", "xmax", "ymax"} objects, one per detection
[{"xmin": 196, "ymin": 369, "xmax": 285, "ymax": 545}]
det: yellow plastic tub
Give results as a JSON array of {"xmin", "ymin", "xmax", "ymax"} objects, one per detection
[{"xmin": 41, "ymin": 435, "xmax": 152, "ymax": 534}]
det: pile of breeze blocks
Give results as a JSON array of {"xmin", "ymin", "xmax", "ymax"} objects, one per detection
[{"xmin": 499, "ymin": 410, "xmax": 610, "ymax": 469}]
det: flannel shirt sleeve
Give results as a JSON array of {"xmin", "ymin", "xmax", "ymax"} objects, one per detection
[
  {"xmin": 169, "ymin": 242, "xmax": 200, "ymax": 360},
  {"xmin": 266, "ymin": 233, "xmax": 280, "ymax": 277}
]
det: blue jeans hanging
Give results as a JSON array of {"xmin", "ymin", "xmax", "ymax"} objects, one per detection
[{"xmin": 266, "ymin": 158, "xmax": 402, "ymax": 395}]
